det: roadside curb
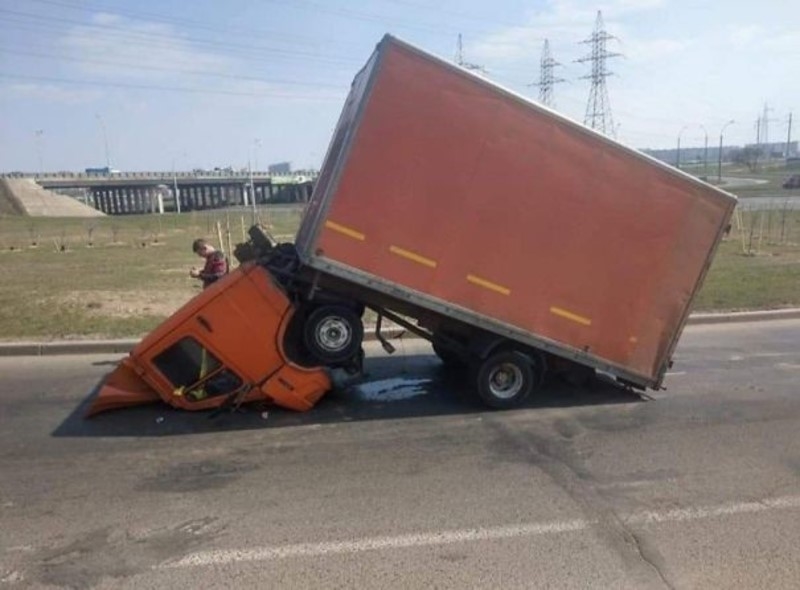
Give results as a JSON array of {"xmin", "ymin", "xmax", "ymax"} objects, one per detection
[
  {"xmin": 684, "ymin": 308, "xmax": 800, "ymax": 325},
  {"xmin": 2, "ymin": 310, "xmax": 799, "ymax": 357},
  {"xmin": 0, "ymin": 329, "xmax": 409, "ymax": 357}
]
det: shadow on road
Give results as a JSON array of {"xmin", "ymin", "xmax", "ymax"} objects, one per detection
[{"xmin": 53, "ymin": 353, "xmax": 643, "ymax": 438}]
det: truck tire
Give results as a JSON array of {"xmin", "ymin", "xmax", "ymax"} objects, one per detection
[
  {"xmin": 432, "ymin": 341, "xmax": 464, "ymax": 369},
  {"xmin": 303, "ymin": 305, "xmax": 364, "ymax": 365},
  {"xmin": 475, "ymin": 351, "xmax": 541, "ymax": 409}
]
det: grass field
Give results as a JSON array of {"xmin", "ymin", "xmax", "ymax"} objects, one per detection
[
  {"xmin": 1, "ymin": 201, "xmax": 799, "ymax": 341},
  {"xmin": 0, "ymin": 206, "xmax": 304, "ymax": 340}
]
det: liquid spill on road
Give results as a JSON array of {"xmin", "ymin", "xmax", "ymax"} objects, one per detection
[{"xmin": 351, "ymin": 378, "xmax": 432, "ymax": 402}]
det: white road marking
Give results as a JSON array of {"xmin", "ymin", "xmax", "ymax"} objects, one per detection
[
  {"xmin": 165, "ymin": 520, "xmax": 589, "ymax": 568},
  {"xmin": 776, "ymin": 362, "xmax": 800, "ymax": 370},
  {"xmin": 162, "ymin": 494, "xmax": 800, "ymax": 569},
  {"xmin": 728, "ymin": 353, "xmax": 798, "ymax": 362},
  {"xmin": 665, "ymin": 371, "xmax": 687, "ymax": 377},
  {"xmin": 626, "ymin": 495, "xmax": 800, "ymax": 525}
]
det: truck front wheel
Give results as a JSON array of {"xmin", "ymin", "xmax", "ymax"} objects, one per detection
[
  {"xmin": 475, "ymin": 351, "xmax": 543, "ymax": 409},
  {"xmin": 303, "ymin": 305, "xmax": 364, "ymax": 365}
]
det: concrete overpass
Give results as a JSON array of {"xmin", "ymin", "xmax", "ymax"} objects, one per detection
[{"xmin": 0, "ymin": 171, "xmax": 316, "ymax": 215}]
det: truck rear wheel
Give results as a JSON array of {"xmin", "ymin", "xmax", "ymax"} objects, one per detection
[
  {"xmin": 303, "ymin": 305, "xmax": 364, "ymax": 365},
  {"xmin": 432, "ymin": 341, "xmax": 464, "ymax": 369},
  {"xmin": 475, "ymin": 350, "xmax": 543, "ymax": 409}
]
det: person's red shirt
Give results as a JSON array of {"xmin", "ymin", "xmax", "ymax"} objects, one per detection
[{"xmin": 200, "ymin": 251, "xmax": 227, "ymax": 287}]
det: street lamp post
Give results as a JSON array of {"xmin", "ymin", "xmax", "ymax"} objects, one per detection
[
  {"xmin": 34, "ymin": 130, "xmax": 44, "ymax": 177},
  {"xmin": 698, "ymin": 124, "xmax": 709, "ymax": 179},
  {"xmin": 253, "ymin": 138, "xmax": 262, "ymax": 174},
  {"xmin": 95, "ymin": 113, "xmax": 111, "ymax": 170},
  {"xmin": 250, "ymin": 139, "xmax": 261, "ymax": 223},
  {"xmin": 171, "ymin": 159, "xmax": 181, "ymax": 214},
  {"xmin": 676, "ymin": 125, "xmax": 689, "ymax": 170},
  {"xmin": 249, "ymin": 158, "xmax": 257, "ymax": 223},
  {"xmin": 718, "ymin": 120, "xmax": 735, "ymax": 184}
]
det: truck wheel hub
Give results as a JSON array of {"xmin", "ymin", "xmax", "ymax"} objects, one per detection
[
  {"xmin": 488, "ymin": 364, "xmax": 523, "ymax": 399},
  {"xmin": 316, "ymin": 317, "xmax": 351, "ymax": 352}
]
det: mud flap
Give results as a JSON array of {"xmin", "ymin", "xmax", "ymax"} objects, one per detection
[{"xmin": 86, "ymin": 360, "xmax": 161, "ymax": 417}]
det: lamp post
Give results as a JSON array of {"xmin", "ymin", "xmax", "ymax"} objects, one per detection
[
  {"xmin": 171, "ymin": 159, "xmax": 181, "ymax": 214},
  {"xmin": 698, "ymin": 124, "xmax": 708, "ymax": 179},
  {"xmin": 249, "ymin": 158, "xmax": 257, "ymax": 223},
  {"xmin": 253, "ymin": 138, "xmax": 262, "ymax": 174},
  {"xmin": 676, "ymin": 125, "xmax": 689, "ymax": 170},
  {"xmin": 249, "ymin": 138, "xmax": 261, "ymax": 223},
  {"xmin": 34, "ymin": 130, "xmax": 44, "ymax": 177},
  {"xmin": 717, "ymin": 120, "xmax": 735, "ymax": 184},
  {"xmin": 95, "ymin": 113, "xmax": 111, "ymax": 170}
]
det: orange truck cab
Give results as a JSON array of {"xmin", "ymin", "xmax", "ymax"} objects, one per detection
[{"xmin": 88, "ymin": 262, "xmax": 332, "ymax": 416}]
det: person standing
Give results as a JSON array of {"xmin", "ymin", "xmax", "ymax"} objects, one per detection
[{"xmin": 189, "ymin": 238, "xmax": 228, "ymax": 288}]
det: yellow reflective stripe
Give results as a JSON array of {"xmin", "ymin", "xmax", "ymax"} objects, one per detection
[
  {"xmin": 466, "ymin": 274, "xmax": 511, "ymax": 296},
  {"xmin": 324, "ymin": 220, "xmax": 365, "ymax": 241},
  {"xmin": 389, "ymin": 245, "xmax": 437, "ymax": 268},
  {"xmin": 550, "ymin": 306, "xmax": 592, "ymax": 326}
]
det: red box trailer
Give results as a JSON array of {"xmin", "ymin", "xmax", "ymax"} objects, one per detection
[{"xmin": 295, "ymin": 34, "xmax": 736, "ymax": 398}]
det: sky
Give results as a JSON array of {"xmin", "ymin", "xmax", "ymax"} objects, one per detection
[{"xmin": 0, "ymin": 0, "xmax": 797, "ymax": 173}]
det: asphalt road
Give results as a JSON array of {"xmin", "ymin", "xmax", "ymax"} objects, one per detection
[{"xmin": 1, "ymin": 320, "xmax": 799, "ymax": 589}]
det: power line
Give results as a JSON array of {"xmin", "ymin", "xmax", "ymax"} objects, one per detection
[
  {"xmin": 22, "ymin": 0, "xmax": 366, "ymax": 51},
  {"xmin": 0, "ymin": 9, "xmax": 362, "ymax": 66},
  {"xmin": 0, "ymin": 72, "xmax": 345, "ymax": 99},
  {"xmin": 0, "ymin": 47, "xmax": 348, "ymax": 89}
]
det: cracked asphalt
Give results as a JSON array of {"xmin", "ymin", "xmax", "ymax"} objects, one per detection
[{"xmin": 1, "ymin": 320, "xmax": 799, "ymax": 589}]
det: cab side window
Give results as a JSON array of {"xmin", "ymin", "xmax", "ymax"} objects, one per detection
[{"xmin": 153, "ymin": 337, "xmax": 243, "ymax": 401}]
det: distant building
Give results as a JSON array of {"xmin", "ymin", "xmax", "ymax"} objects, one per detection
[{"xmin": 268, "ymin": 162, "xmax": 292, "ymax": 175}]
